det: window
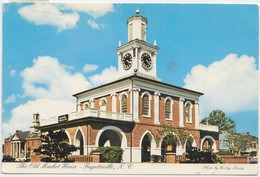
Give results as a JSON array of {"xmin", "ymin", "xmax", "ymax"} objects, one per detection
[
  {"xmin": 84, "ymin": 103, "xmax": 89, "ymax": 110},
  {"xmin": 100, "ymin": 99, "xmax": 107, "ymax": 111},
  {"xmin": 142, "ymin": 94, "xmax": 149, "ymax": 116},
  {"xmin": 185, "ymin": 102, "xmax": 192, "ymax": 123},
  {"xmin": 121, "ymin": 94, "xmax": 127, "ymax": 113},
  {"xmin": 165, "ymin": 99, "xmax": 171, "ymax": 120}
]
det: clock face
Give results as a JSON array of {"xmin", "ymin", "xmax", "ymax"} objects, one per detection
[
  {"xmin": 141, "ymin": 53, "xmax": 152, "ymax": 69},
  {"xmin": 122, "ymin": 53, "xmax": 133, "ymax": 70}
]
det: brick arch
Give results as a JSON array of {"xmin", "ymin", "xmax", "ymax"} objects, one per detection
[
  {"xmin": 184, "ymin": 134, "xmax": 197, "ymax": 151},
  {"xmin": 139, "ymin": 130, "xmax": 156, "ymax": 149},
  {"xmin": 73, "ymin": 127, "xmax": 86, "ymax": 147},
  {"xmin": 95, "ymin": 126, "xmax": 127, "ymax": 148},
  {"xmin": 64, "ymin": 130, "xmax": 72, "ymax": 144},
  {"xmin": 200, "ymin": 135, "xmax": 217, "ymax": 152}
]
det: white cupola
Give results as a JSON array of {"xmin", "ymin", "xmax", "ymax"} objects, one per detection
[
  {"xmin": 117, "ymin": 10, "xmax": 160, "ymax": 81},
  {"xmin": 127, "ymin": 9, "xmax": 148, "ymax": 42}
]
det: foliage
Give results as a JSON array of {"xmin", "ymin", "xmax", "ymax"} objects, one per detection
[
  {"xmin": 227, "ymin": 133, "xmax": 252, "ymax": 155},
  {"xmin": 155, "ymin": 122, "xmax": 190, "ymax": 148},
  {"xmin": 200, "ymin": 110, "xmax": 236, "ymax": 133},
  {"xmin": 34, "ymin": 129, "xmax": 77, "ymax": 162},
  {"xmin": 183, "ymin": 147, "xmax": 224, "ymax": 163},
  {"xmin": 218, "ymin": 150, "xmax": 234, "ymax": 155},
  {"xmin": 151, "ymin": 155, "xmax": 162, "ymax": 162},
  {"xmin": 90, "ymin": 146, "xmax": 123, "ymax": 163}
]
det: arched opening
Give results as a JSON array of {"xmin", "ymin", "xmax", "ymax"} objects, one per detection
[
  {"xmin": 98, "ymin": 130, "xmax": 122, "ymax": 147},
  {"xmin": 185, "ymin": 137, "xmax": 194, "ymax": 152},
  {"xmin": 141, "ymin": 134, "xmax": 151, "ymax": 162},
  {"xmin": 161, "ymin": 134, "xmax": 177, "ymax": 160},
  {"xmin": 75, "ymin": 130, "xmax": 84, "ymax": 155},
  {"xmin": 202, "ymin": 138, "xmax": 213, "ymax": 150}
]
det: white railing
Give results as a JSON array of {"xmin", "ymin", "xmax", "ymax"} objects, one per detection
[
  {"xmin": 40, "ymin": 109, "xmax": 133, "ymax": 126},
  {"xmin": 199, "ymin": 124, "xmax": 219, "ymax": 132}
]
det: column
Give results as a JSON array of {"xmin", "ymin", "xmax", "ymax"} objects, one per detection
[
  {"xmin": 14, "ymin": 142, "xmax": 17, "ymax": 158},
  {"xmin": 179, "ymin": 98, "xmax": 185, "ymax": 127},
  {"xmin": 129, "ymin": 89, "xmax": 133, "ymax": 114},
  {"xmin": 194, "ymin": 101, "xmax": 199, "ymax": 129},
  {"xmin": 11, "ymin": 142, "xmax": 13, "ymax": 157},
  {"xmin": 133, "ymin": 88, "xmax": 140, "ymax": 122},
  {"xmin": 111, "ymin": 93, "xmax": 117, "ymax": 112},
  {"xmin": 90, "ymin": 99, "xmax": 94, "ymax": 108},
  {"xmin": 154, "ymin": 92, "xmax": 160, "ymax": 124},
  {"xmin": 18, "ymin": 142, "xmax": 21, "ymax": 158}
]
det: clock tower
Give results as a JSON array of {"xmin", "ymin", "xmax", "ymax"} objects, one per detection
[{"xmin": 117, "ymin": 10, "xmax": 159, "ymax": 81}]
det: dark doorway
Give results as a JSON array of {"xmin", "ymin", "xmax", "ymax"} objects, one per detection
[
  {"xmin": 75, "ymin": 130, "xmax": 84, "ymax": 155},
  {"xmin": 185, "ymin": 139, "xmax": 193, "ymax": 152},
  {"xmin": 161, "ymin": 134, "xmax": 177, "ymax": 161},
  {"xmin": 141, "ymin": 134, "xmax": 151, "ymax": 162},
  {"xmin": 99, "ymin": 130, "xmax": 121, "ymax": 147}
]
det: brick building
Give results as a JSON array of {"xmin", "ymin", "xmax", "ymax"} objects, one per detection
[
  {"xmin": 3, "ymin": 114, "xmax": 41, "ymax": 161},
  {"xmin": 37, "ymin": 10, "xmax": 219, "ymax": 162}
]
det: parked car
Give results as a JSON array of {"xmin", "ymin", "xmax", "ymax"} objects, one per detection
[
  {"xmin": 249, "ymin": 156, "xmax": 258, "ymax": 164},
  {"xmin": 2, "ymin": 155, "xmax": 15, "ymax": 162}
]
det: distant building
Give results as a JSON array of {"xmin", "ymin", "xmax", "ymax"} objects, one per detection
[
  {"xmin": 219, "ymin": 132, "xmax": 258, "ymax": 156},
  {"xmin": 243, "ymin": 132, "xmax": 258, "ymax": 156},
  {"xmin": 3, "ymin": 114, "xmax": 41, "ymax": 161}
]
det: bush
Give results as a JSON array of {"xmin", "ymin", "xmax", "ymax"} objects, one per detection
[
  {"xmin": 2, "ymin": 155, "xmax": 15, "ymax": 162},
  {"xmin": 219, "ymin": 150, "xmax": 234, "ymax": 155},
  {"xmin": 184, "ymin": 147, "xmax": 224, "ymax": 163},
  {"xmin": 90, "ymin": 146, "xmax": 123, "ymax": 163}
]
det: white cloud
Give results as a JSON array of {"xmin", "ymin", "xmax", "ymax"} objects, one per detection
[
  {"xmin": 89, "ymin": 65, "xmax": 117, "ymax": 87},
  {"xmin": 21, "ymin": 56, "xmax": 91, "ymax": 100},
  {"xmin": 184, "ymin": 54, "xmax": 258, "ymax": 117},
  {"xmin": 10, "ymin": 69, "xmax": 16, "ymax": 77},
  {"xmin": 83, "ymin": 64, "xmax": 99, "ymax": 72},
  {"xmin": 18, "ymin": 3, "xmax": 79, "ymax": 32},
  {"xmin": 4, "ymin": 94, "xmax": 16, "ymax": 104},
  {"xmin": 3, "ymin": 56, "xmax": 118, "ymax": 141},
  {"xmin": 57, "ymin": 3, "xmax": 114, "ymax": 19},
  {"xmin": 87, "ymin": 20, "xmax": 105, "ymax": 29},
  {"xmin": 2, "ymin": 98, "xmax": 75, "ymax": 140},
  {"xmin": 17, "ymin": 3, "xmax": 114, "ymax": 31}
]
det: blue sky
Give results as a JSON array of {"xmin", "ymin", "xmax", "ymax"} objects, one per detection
[{"xmin": 2, "ymin": 3, "xmax": 259, "ymax": 140}]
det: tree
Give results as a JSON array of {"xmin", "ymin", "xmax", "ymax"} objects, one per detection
[
  {"xmin": 227, "ymin": 133, "xmax": 252, "ymax": 155},
  {"xmin": 34, "ymin": 129, "xmax": 77, "ymax": 162},
  {"xmin": 155, "ymin": 122, "xmax": 190, "ymax": 148},
  {"xmin": 200, "ymin": 110, "xmax": 236, "ymax": 133}
]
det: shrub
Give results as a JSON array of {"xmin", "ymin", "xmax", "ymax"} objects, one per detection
[
  {"xmin": 90, "ymin": 146, "xmax": 123, "ymax": 163},
  {"xmin": 184, "ymin": 147, "xmax": 224, "ymax": 163}
]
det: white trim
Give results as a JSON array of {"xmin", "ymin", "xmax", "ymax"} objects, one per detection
[
  {"xmin": 179, "ymin": 98, "xmax": 184, "ymax": 127},
  {"xmin": 141, "ymin": 91, "xmax": 152, "ymax": 100},
  {"xmin": 73, "ymin": 127, "xmax": 86, "ymax": 147},
  {"xmin": 139, "ymin": 131, "xmax": 157, "ymax": 156},
  {"xmin": 200, "ymin": 135, "xmax": 217, "ymax": 152},
  {"xmin": 118, "ymin": 91, "xmax": 129, "ymax": 100},
  {"xmin": 95, "ymin": 126, "xmax": 127, "ymax": 148},
  {"xmin": 184, "ymin": 134, "xmax": 197, "ymax": 149},
  {"xmin": 154, "ymin": 91, "xmax": 160, "ymax": 124},
  {"xmin": 64, "ymin": 130, "xmax": 72, "ymax": 144}
]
